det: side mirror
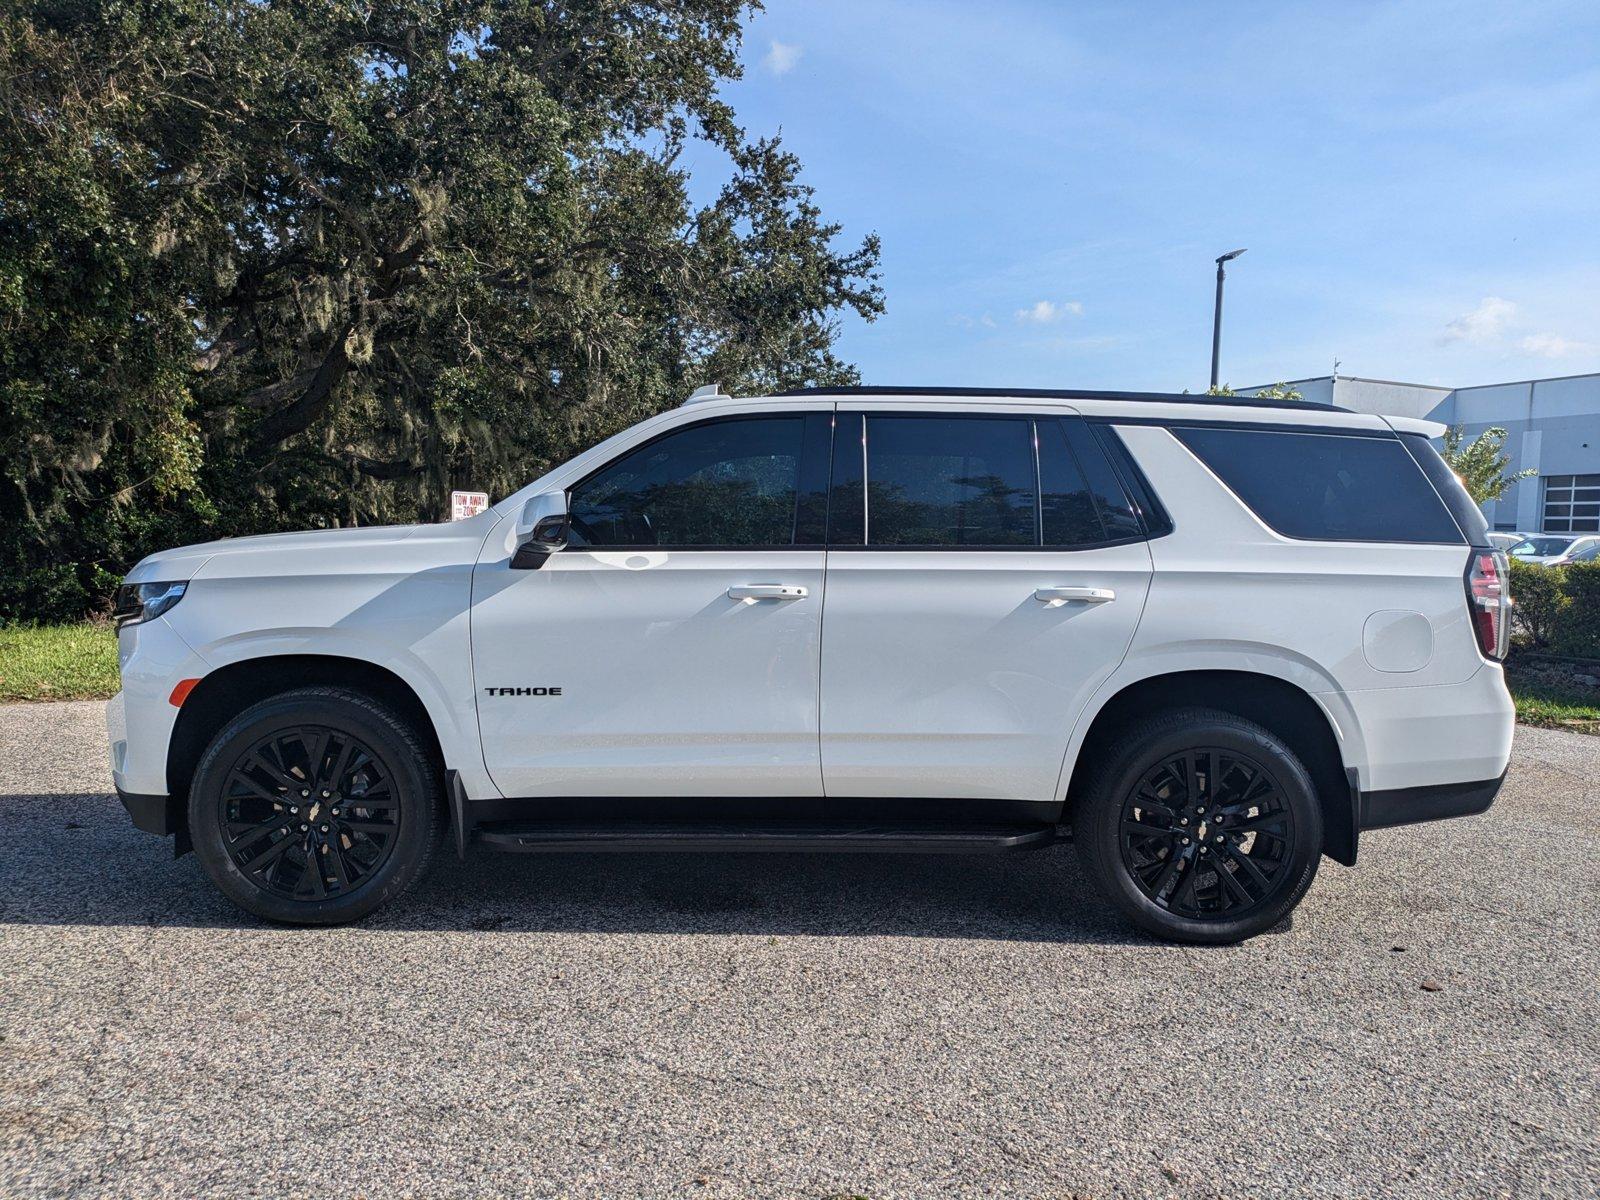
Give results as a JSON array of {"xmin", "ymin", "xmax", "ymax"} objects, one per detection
[{"xmin": 511, "ymin": 492, "xmax": 569, "ymax": 570}]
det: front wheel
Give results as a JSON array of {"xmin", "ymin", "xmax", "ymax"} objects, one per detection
[
  {"xmin": 188, "ymin": 687, "xmax": 444, "ymax": 925},
  {"xmin": 1076, "ymin": 709, "xmax": 1323, "ymax": 944}
]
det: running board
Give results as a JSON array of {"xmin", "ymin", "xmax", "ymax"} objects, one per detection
[{"xmin": 473, "ymin": 820, "xmax": 1062, "ymax": 854}]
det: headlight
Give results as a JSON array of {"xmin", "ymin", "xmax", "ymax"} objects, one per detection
[{"xmin": 113, "ymin": 581, "xmax": 189, "ymax": 629}]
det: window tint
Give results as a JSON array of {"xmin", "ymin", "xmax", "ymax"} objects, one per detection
[
  {"xmin": 792, "ymin": 415, "xmax": 835, "ymax": 546},
  {"xmin": 1174, "ymin": 427, "xmax": 1464, "ymax": 544},
  {"xmin": 1038, "ymin": 420, "xmax": 1105, "ymax": 545},
  {"xmin": 827, "ymin": 413, "xmax": 866, "ymax": 545},
  {"xmin": 1400, "ymin": 432, "xmax": 1488, "ymax": 544},
  {"xmin": 865, "ymin": 416, "xmax": 1036, "ymax": 546},
  {"xmin": 568, "ymin": 416, "xmax": 807, "ymax": 548},
  {"xmin": 1062, "ymin": 419, "xmax": 1143, "ymax": 540},
  {"xmin": 1089, "ymin": 422, "xmax": 1172, "ymax": 538}
]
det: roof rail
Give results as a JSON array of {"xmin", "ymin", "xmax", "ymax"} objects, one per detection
[{"xmin": 768, "ymin": 385, "xmax": 1346, "ymax": 413}]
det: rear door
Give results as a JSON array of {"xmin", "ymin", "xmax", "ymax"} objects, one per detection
[{"xmin": 818, "ymin": 404, "xmax": 1154, "ymax": 802}]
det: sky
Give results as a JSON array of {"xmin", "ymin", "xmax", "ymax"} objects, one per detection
[{"xmin": 687, "ymin": 0, "xmax": 1600, "ymax": 392}]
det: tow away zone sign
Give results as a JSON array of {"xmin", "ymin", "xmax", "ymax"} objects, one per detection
[{"xmin": 450, "ymin": 490, "xmax": 489, "ymax": 521}]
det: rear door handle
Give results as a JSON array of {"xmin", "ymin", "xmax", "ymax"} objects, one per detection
[
  {"xmin": 728, "ymin": 584, "xmax": 809, "ymax": 601},
  {"xmin": 1034, "ymin": 586, "xmax": 1115, "ymax": 604}
]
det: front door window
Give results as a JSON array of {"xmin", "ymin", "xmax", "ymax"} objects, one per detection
[{"xmin": 568, "ymin": 416, "xmax": 817, "ymax": 548}]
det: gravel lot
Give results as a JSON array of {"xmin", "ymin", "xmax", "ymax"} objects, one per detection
[{"xmin": 1, "ymin": 701, "xmax": 1597, "ymax": 1199}]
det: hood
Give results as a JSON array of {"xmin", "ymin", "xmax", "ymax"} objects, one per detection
[{"xmin": 124, "ymin": 523, "xmax": 436, "ymax": 584}]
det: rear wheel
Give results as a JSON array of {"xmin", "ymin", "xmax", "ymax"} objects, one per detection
[
  {"xmin": 1076, "ymin": 708, "xmax": 1323, "ymax": 944},
  {"xmin": 188, "ymin": 687, "xmax": 444, "ymax": 925}
]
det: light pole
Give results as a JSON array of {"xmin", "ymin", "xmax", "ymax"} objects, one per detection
[{"xmin": 1210, "ymin": 248, "xmax": 1247, "ymax": 390}]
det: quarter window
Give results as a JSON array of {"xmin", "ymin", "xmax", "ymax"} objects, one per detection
[
  {"xmin": 1542, "ymin": 474, "xmax": 1600, "ymax": 533},
  {"xmin": 567, "ymin": 416, "xmax": 810, "ymax": 548},
  {"xmin": 1174, "ymin": 426, "xmax": 1464, "ymax": 544}
]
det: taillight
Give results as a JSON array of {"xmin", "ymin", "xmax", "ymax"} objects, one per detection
[{"xmin": 1466, "ymin": 549, "xmax": 1510, "ymax": 660}]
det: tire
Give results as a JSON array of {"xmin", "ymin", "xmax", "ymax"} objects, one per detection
[
  {"xmin": 1075, "ymin": 708, "xmax": 1323, "ymax": 945},
  {"xmin": 188, "ymin": 687, "xmax": 445, "ymax": 925}
]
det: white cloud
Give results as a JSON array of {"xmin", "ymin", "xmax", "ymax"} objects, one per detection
[
  {"xmin": 1519, "ymin": 332, "xmax": 1593, "ymax": 358},
  {"xmin": 953, "ymin": 313, "xmax": 998, "ymax": 330},
  {"xmin": 1014, "ymin": 299, "xmax": 1084, "ymax": 324},
  {"xmin": 763, "ymin": 40, "xmax": 802, "ymax": 76},
  {"xmin": 1434, "ymin": 296, "xmax": 1594, "ymax": 361},
  {"xmin": 1439, "ymin": 296, "xmax": 1516, "ymax": 345}
]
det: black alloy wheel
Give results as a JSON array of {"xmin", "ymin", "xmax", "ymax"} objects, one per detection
[
  {"xmin": 1117, "ymin": 747, "xmax": 1295, "ymax": 920},
  {"xmin": 1076, "ymin": 708, "xmax": 1323, "ymax": 944},
  {"xmin": 189, "ymin": 688, "xmax": 443, "ymax": 925},
  {"xmin": 218, "ymin": 725, "xmax": 401, "ymax": 901}
]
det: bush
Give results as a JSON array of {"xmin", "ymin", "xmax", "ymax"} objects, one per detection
[
  {"xmin": 1508, "ymin": 558, "xmax": 1568, "ymax": 647},
  {"xmin": 1551, "ymin": 561, "xmax": 1600, "ymax": 659}
]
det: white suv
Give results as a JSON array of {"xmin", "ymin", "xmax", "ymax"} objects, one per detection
[{"xmin": 108, "ymin": 387, "xmax": 1515, "ymax": 942}]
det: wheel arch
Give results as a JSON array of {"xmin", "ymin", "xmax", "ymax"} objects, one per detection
[
  {"xmin": 1062, "ymin": 669, "xmax": 1360, "ymax": 865},
  {"xmin": 166, "ymin": 655, "xmax": 448, "ymax": 815}
]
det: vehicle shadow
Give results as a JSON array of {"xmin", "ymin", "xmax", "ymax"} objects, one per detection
[{"xmin": 0, "ymin": 791, "xmax": 1147, "ymax": 944}]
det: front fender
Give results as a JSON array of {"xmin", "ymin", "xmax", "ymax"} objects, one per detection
[
  {"xmin": 190, "ymin": 628, "xmax": 489, "ymax": 792},
  {"xmin": 170, "ymin": 553, "xmax": 496, "ymax": 799}
]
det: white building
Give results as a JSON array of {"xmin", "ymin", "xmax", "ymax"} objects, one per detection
[{"xmin": 1240, "ymin": 372, "xmax": 1600, "ymax": 534}]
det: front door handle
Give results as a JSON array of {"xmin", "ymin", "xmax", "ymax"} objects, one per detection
[
  {"xmin": 728, "ymin": 584, "xmax": 809, "ymax": 601},
  {"xmin": 1034, "ymin": 586, "xmax": 1116, "ymax": 605}
]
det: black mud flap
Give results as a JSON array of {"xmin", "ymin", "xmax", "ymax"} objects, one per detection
[
  {"xmin": 116, "ymin": 787, "xmax": 192, "ymax": 858},
  {"xmin": 1322, "ymin": 770, "xmax": 1361, "ymax": 867},
  {"xmin": 446, "ymin": 770, "xmax": 470, "ymax": 860}
]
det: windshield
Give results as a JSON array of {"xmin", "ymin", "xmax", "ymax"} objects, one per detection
[{"xmin": 1511, "ymin": 537, "xmax": 1573, "ymax": 556}]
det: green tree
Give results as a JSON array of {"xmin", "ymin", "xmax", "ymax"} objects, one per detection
[
  {"xmin": 1438, "ymin": 426, "xmax": 1534, "ymax": 504},
  {"xmin": 0, "ymin": 1, "xmax": 882, "ymax": 620},
  {"xmin": 1205, "ymin": 382, "xmax": 1305, "ymax": 402}
]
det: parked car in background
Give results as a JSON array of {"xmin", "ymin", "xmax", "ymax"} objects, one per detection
[
  {"xmin": 107, "ymin": 385, "xmax": 1515, "ymax": 944},
  {"xmin": 1487, "ymin": 532, "xmax": 1527, "ymax": 553},
  {"xmin": 1549, "ymin": 536, "xmax": 1600, "ymax": 566},
  {"xmin": 1559, "ymin": 540, "xmax": 1600, "ymax": 565},
  {"xmin": 1509, "ymin": 534, "xmax": 1600, "ymax": 566}
]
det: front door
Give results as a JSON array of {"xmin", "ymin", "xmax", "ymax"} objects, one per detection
[
  {"xmin": 471, "ymin": 410, "xmax": 833, "ymax": 798},
  {"xmin": 818, "ymin": 407, "xmax": 1153, "ymax": 803}
]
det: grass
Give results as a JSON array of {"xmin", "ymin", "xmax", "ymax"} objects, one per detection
[
  {"xmin": 1505, "ymin": 663, "xmax": 1600, "ymax": 733},
  {"xmin": 0, "ymin": 622, "xmax": 120, "ymax": 702},
  {"xmin": 0, "ymin": 622, "xmax": 1597, "ymax": 738}
]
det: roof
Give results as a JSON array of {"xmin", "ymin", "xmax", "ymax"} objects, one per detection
[{"xmin": 765, "ymin": 385, "xmax": 1348, "ymax": 413}]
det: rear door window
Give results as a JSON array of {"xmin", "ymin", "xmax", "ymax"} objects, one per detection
[
  {"xmin": 826, "ymin": 412, "xmax": 1151, "ymax": 548},
  {"xmin": 1038, "ymin": 419, "xmax": 1106, "ymax": 546},
  {"xmin": 1059, "ymin": 419, "xmax": 1144, "ymax": 541},
  {"xmin": 1174, "ymin": 426, "xmax": 1464, "ymax": 544},
  {"xmin": 863, "ymin": 416, "xmax": 1036, "ymax": 546}
]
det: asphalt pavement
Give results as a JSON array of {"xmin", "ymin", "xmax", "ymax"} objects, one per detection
[{"xmin": 1, "ymin": 700, "xmax": 1596, "ymax": 1198}]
